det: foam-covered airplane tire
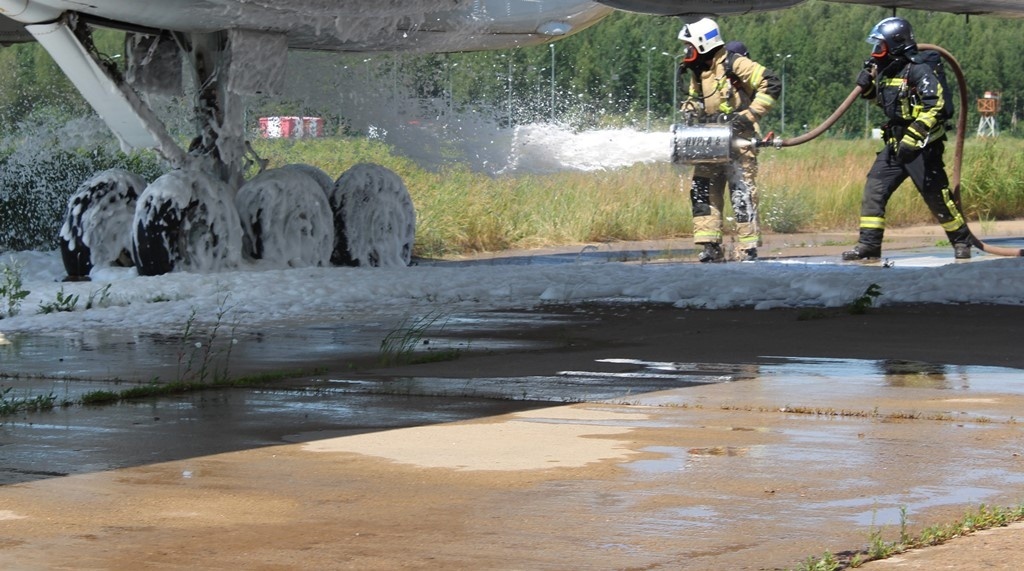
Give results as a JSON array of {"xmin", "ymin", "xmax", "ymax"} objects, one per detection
[
  {"xmin": 280, "ymin": 163, "xmax": 333, "ymax": 198},
  {"xmin": 132, "ymin": 170, "xmax": 243, "ymax": 276},
  {"xmin": 235, "ymin": 167, "xmax": 334, "ymax": 267},
  {"xmin": 329, "ymin": 163, "xmax": 416, "ymax": 267},
  {"xmin": 58, "ymin": 169, "xmax": 148, "ymax": 281}
]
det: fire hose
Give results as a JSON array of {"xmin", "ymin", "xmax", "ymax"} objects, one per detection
[{"xmin": 669, "ymin": 43, "xmax": 1023, "ymax": 257}]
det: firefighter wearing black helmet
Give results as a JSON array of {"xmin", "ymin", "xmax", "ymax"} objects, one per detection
[{"xmin": 843, "ymin": 17, "xmax": 972, "ymax": 261}]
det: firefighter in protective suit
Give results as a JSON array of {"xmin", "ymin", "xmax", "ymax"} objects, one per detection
[
  {"xmin": 844, "ymin": 16, "xmax": 972, "ymax": 261},
  {"xmin": 678, "ymin": 18, "xmax": 780, "ymax": 262}
]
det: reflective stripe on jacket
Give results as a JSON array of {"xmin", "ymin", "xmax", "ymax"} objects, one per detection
[
  {"xmin": 866, "ymin": 55, "xmax": 949, "ymax": 146},
  {"xmin": 684, "ymin": 49, "xmax": 781, "ymax": 121}
]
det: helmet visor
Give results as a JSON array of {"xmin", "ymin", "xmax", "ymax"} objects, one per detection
[
  {"xmin": 866, "ymin": 23, "xmax": 888, "ymax": 58},
  {"xmin": 870, "ymin": 39, "xmax": 888, "ymax": 59},
  {"xmin": 865, "ymin": 21, "xmax": 888, "ymax": 42}
]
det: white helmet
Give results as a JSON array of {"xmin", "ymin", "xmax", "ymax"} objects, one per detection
[{"xmin": 678, "ymin": 18, "xmax": 724, "ymax": 55}]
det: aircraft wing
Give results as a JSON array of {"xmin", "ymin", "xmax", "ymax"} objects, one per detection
[
  {"xmin": 2, "ymin": 1, "xmax": 1021, "ymax": 52},
  {"xmin": 0, "ymin": 14, "xmax": 33, "ymax": 45},
  {"xmin": 824, "ymin": 0, "xmax": 1024, "ymax": 17},
  {"xmin": 594, "ymin": 0, "xmax": 1024, "ymax": 17}
]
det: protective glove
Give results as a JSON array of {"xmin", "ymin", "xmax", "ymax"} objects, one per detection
[
  {"xmin": 895, "ymin": 134, "xmax": 922, "ymax": 163},
  {"xmin": 856, "ymin": 69, "xmax": 874, "ymax": 90},
  {"xmin": 731, "ymin": 111, "xmax": 755, "ymax": 134},
  {"xmin": 680, "ymin": 100, "xmax": 703, "ymax": 125},
  {"xmin": 857, "ymin": 60, "xmax": 876, "ymax": 92}
]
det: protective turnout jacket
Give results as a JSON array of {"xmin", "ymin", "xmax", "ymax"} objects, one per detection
[
  {"xmin": 862, "ymin": 50, "xmax": 951, "ymax": 148},
  {"xmin": 680, "ymin": 48, "xmax": 780, "ymax": 252},
  {"xmin": 684, "ymin": 49, "xmax": 781, "ymax": 124}
]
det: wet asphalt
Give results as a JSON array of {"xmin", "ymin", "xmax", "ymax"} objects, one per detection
[{"xmin": 2, "ymin": 245, "xmax": 1024, "ymax": 569}]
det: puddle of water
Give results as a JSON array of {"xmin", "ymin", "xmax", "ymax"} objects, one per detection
[
  {"xmin": 620, "ymin": 505, "xmax": 724, "ymax": 535},
  {"xmin": 2, "ymin": 355, "xmax": 1023, "ymax": 571},
  {"xmin": 760, "ymin": 357, "xmax": 1022, "ymax": 393},
  {"xmin": 628, "ymin": 445, "xmax": 691, "ymax": 475},
  {"xmin": 421, "ymin": 246, "xmax": 692, "ymax": 267},
  {"xmin": 325, "ymin": 371, "xmax": 734, "ymax": 403},
  {"xmin": 0, "ymin": 310, "xmax": 559, "ymax": 385},
  {"xmin": 7, "ymin": 342, "xmax": 1024, "ymax": 419},
  {"xmin": 6, "ymin": 327, "xmax": 1024, "ymax": 524},
  {"xmin": 816, "ymin": 485, "xmax": 1003, "ymax": 527},
  {"xmin": 0, "ymin": 385, "xmax": 544, "ymax": 485}
]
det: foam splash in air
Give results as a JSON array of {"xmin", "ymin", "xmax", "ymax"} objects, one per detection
[{"xmin": 501, "ymin": 123, "xmax": 673, "ymax": 174}]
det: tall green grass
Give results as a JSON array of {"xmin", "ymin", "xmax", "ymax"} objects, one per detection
[
  {"xmin": 960, "ymin": 139, "xmax": 1024, "ymax": 219},
  {"xmin": 255, "ymin": 136, "xmax": 1024, "ymax": 258},
  {"xmin": 759, "ymin": 137, "xmax": 1024, "ymax": 231},
  {"xmin": 11, "ymin": 130, "xmax": 1017, "ymax": 258},
  {"xmin": 252, "ymin": 138, "xmax": 691, "ymax": 257}
]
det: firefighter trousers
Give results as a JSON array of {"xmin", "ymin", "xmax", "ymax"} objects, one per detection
[
  {"xmin": 687, "ymin": 144, "xmax": 760, "ymax": 250},
  {"xmin": 856, "ymin": 141, "xmax": 969, "ymax": 249}
]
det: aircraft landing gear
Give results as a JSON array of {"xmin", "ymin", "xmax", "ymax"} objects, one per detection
[
  {"xmin": 236, "ymin": 167, "xmax": 334, "ymax": 268},
  {"xmin": 330, "ymin": 163, "xmax": 416, "ymax": 268},
  {"xmin": 59, "ymin": 169, "xmax": 147, "ymax": 281},
  {"xmin": 49, "ymin": 21, "xmax": 417, "ymax": 277},
  {"xmin": 132, "ymin": 170, "xmax": 243, "ymax": 276}
]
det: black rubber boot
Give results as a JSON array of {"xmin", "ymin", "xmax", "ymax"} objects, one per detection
[
  {"xmin": 842, "ymin": 228, "xmax": 883, "ymax": 261},
  {"xmin": 947, "ymin": 227, "xmax": 972, "ymax": 259},
  {"xmin": 841, "ymin": 243, "xmax": 882, "ymax": 261},
  {"xmin": 697, "ymin": 243, "xmax": 725, "ymax": 263},
  {"xmin": 953, "ymin": 243, "xmax": 972, "ymax": 259}
]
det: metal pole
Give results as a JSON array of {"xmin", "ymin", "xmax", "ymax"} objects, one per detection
[
  {"xmin": 673, "ymin": 59, "xmax": 678, "ymax": 123},
  {"xmin": 775, "ymin": 53, "xmax": 792, "ymax": 135},
  {"xmin": 866, "ymin": 99, "xmax": 870, "ymax": 138},
  {"xmin": 643, "ymin": 47, "xmax": 658, "ymax": 131},
  {"xmin": 445, "ymin": 58, "xmax": 451, "ymax": 118},
  {"xmin": 646, "ymin": 47, "xmax": 652, "ymax": 131},
  {"xmin": 550, "ymin": 44, "xmax": 555, "ymax": 122},
  {"xmin": 663, "ymin": 52, "xmax": 681, "ymax": 124}
]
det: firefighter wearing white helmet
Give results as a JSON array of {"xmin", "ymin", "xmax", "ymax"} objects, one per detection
[{"xmin": 677, "ymin": 18, "xmax": 781, "ymax": 262}]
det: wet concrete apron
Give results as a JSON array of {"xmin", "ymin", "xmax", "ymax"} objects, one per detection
[{"xmin": 3, "ymin": 301, "xmax": 1024, "ymax": 570}]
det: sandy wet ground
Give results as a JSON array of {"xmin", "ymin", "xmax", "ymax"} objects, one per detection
[
  {"xmin": 2, "ymin": 223, "xmax": 1024, "ymax": 570},
  {"xmin": 2, "ymin": 301, "xmax": 1024, "ymax": 569}
]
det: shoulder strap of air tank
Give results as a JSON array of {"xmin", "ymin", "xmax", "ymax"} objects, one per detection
[{"xmin": 723, "ymin": 52, "xmax": 751, "ymax": 96}]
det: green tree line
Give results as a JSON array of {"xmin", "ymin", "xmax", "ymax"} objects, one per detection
[
  {"xmin": 435, "ymin": 1, "xmax": 1024, "ymax": 137},
  {"xmin": 0, "ymin": 1, "xmax": 1021, "ymax": 139}
]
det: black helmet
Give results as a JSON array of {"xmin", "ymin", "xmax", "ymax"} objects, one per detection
[{"xmin": 867, "ymin": 17, "xmax": 916, "ymax": 59}]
